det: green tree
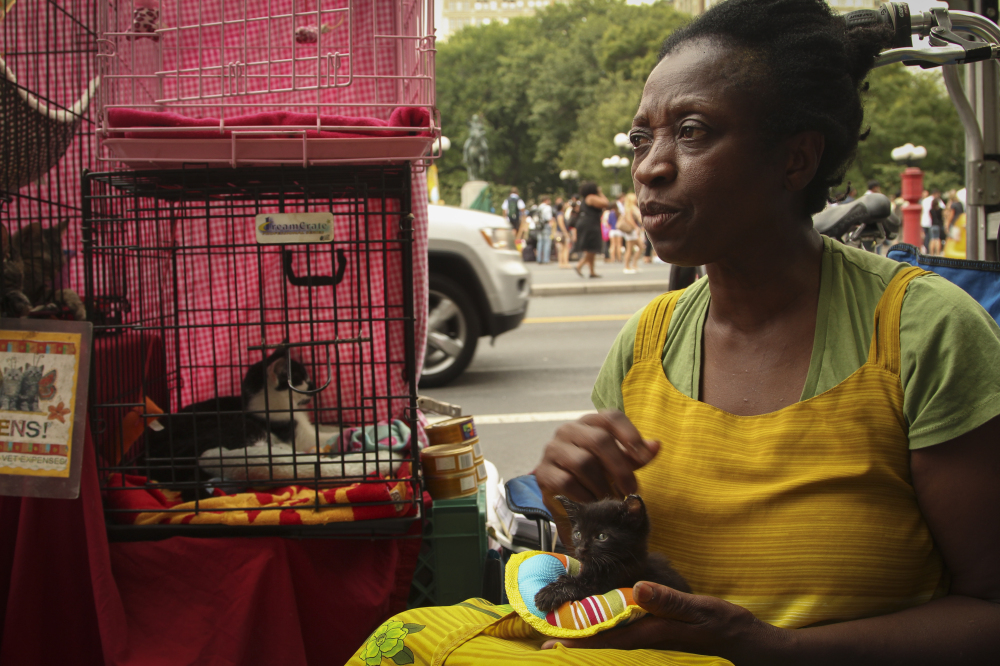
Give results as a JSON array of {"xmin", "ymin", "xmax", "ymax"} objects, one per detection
[
  {"xmin": 846, "ymin": 64, "xmax": 965, "ymax": 196},
  {"xmin": 435, "ymin": 1, "xmax": 966, "ymax": 206}
]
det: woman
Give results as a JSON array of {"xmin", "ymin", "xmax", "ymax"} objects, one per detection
[
  {"xmin": 944, "ymin": 189, "xmax": 964, "ymax": 233},
  {"xmin": 553, "ymin": 199, "xmax": 572, "ymax": 268},
  {"xmin": 928, "ymin": 191, "xmax": 945, "ymax": 255},
  {"xmin": 619, "ymin": 192, "xmax": 642, "ymax": 273},
  {"xmin": 350, "ymin": 1, "xmax": 1000, "ymax": 663},
  {"xmin": 574, "ymin": 182, "xmax": 609, "ymax": 278},
  {"xmin": 609, "ymin": 205, "xmax": 625, "ymax": 263}
]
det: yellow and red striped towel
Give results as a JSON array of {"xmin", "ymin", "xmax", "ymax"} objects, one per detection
[{"xmin": 504, "ymin": 550, "xmax": 647, "ymax": 638}]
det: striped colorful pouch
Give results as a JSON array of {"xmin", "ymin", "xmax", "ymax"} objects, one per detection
[{"xmin": 504, "ymin": 550, "xmax": 647, "ymax": 638}]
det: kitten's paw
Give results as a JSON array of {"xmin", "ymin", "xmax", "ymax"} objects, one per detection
[{"xmin": 534, "ymin": 582, "xmax": 573, "ymax": 613}]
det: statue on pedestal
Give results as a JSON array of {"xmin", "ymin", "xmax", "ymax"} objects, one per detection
[{"xmin": 462, "ymin": 115, "xmax": 489, "ymax": 182}]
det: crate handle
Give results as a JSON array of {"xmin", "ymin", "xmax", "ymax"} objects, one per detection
[
  {"xmin": 284, "ymin": 345, "xmax": 333, "ymax": 395},
  {"xmin": 282, "ymin": 247, "xmax": 347, "ymax": 287}
]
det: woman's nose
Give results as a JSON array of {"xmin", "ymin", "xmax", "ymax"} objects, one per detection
[{"xmin": 632, "ymin": 139, "xmax": 677, "ymax": 187}]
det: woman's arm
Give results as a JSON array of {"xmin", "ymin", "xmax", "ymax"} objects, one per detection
[
  {"xmin": 542, "ymin": 414, "xmax": 1000, "ymax": 664},
  {"xmin": 585, "ymin": 193, "xmax": 610, "ymax": 209},
  {"xmin": 557, "ymin": 212, "xmax": 569, "ymax": 236}
]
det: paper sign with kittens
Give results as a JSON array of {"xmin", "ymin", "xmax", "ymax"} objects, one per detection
[{"xmin": 0, "ymin": 333, "xmax": 83, "ymax": 477}]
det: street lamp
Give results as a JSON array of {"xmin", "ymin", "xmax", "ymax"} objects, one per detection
[
  {"xmin": 559, "ymin": 169, "xmax": 579, "ymax": 196},
  {"xmin": 614, "ymin": 133, "xmax": 632, "ymax": 151},
  {"xmin": 433, "ymin": 135, "xmax": 452, "ymax": 155},
  {"xmin": 891, "ymin": 143, "xmax": 927, "ymax": 247},
  {"xmin": 602, "ymin": 155, "xmax": 630, "ymax": 197}
]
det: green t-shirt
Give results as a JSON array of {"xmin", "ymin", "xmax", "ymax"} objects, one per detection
[{"xmin": 592, "ymin": 237, "xmax": 1000, "ymax": 449}]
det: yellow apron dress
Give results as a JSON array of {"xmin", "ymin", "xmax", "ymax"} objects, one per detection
[{"xmin": 348, "ymin": 267, "xmax": 945, "ymax": 666}]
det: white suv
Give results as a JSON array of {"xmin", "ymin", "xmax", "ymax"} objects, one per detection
[{"xmin": 422, "ymin": 204, "xmax": 531, "ymax": 387}]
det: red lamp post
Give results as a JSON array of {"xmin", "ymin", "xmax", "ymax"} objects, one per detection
[{"xmin": 892, "ymin": 143, "xmax": 927, "ymax": 248}]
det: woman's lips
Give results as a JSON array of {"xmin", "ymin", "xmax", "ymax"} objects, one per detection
[{"xmin": 641, "ymin": 210, "xmax": 681, "ymax": 233}]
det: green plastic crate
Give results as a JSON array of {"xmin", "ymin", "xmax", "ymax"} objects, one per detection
[{"xmin": 408, "ymin": 484, "xmax": 488, "ymax": 608}]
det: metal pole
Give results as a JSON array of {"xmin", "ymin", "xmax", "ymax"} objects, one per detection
[{"xmin": 943, "ymin": 64, "xmax": 985, "ymax": 259}]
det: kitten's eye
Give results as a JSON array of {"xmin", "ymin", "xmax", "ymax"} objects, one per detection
[
  {"xmin": 596, "ymin": 533, "xmax": 608, "ymax": 541},
  {"xmin": 572, "ymin": 530, "xmax": 581, "ymax": 541}
]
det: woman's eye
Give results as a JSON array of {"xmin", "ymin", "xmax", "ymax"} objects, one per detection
[
  {"xmin": 597, "ymin": 533, "xmax": 608, "ymax": 541},
  {"xmin": 680, "ymin": 125, "xmax": 706, "ymax": 140},
  {"xmin": 629, "ymin": 131, "xmax": 650, "ymax": 149}
]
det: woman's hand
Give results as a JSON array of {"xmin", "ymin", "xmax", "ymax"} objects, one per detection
[
  {"xmin": 533, "ymin": 411, "xmax": 659, "ymax": 528},
  {"xmin": 540, "ymin": 581, "xmax": 789, "ymax": 662}
]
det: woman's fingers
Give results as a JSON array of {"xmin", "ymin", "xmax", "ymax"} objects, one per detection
[
  {"xmin": 633, "ymin": 582, "xmax": 705, "ymax": 623},
  {"xmin": 535, "ymin": 450, "xmax": 599, "ymax": 504},
  {"xmin": 535, "ymin": 410, "xmax": 658, "ymax": 503},
  {"xmin": 581, "ymin": 410, "xmax": 659, "ymax": 466}
]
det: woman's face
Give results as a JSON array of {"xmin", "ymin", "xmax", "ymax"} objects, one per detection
[{"xmin": 630, "ymin": 40, "xmax": 790, "ymax": 266}]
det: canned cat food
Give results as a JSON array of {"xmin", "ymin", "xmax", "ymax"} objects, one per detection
[
  {"xmin": 425, "ymin": 468, "xmax": 479, "ymax": 499},
  {"xmin": 425, "ymin": 416, "xmax": 477, "ymax": 446},
  {"xmin": 420, "ymin": 442, "xmax": 477, "ymax": 476}
]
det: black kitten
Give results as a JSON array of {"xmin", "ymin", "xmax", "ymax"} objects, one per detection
[
  {"xmin": 141, "ymin": 346, "xmax": 316, "ymax": 493},
  {"xmin": 533, "ymin": 494, "xmax": 690, "ymax": 613}
]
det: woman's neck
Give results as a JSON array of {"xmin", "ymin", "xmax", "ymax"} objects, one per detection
[{"xmin": 704, "ymin": 226, "xmax": 824, "ymax": 333}]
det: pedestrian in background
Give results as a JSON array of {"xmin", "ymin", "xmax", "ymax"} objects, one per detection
[
  {"xmin": 553, "ymin": 198, "xmax": 572, "ymax": 268},
  {"xmin": 920, "ymin": 188, "xmax": 932, "ymax": 251},
  {"xmin": 928, "ymin": 189, "xmax": 944, "ymax": 256},
  {"xmin": 619, "ymin": 192, "xmax": 643, "ymax": 273},
  {"xmin": 608, "ymin": 194, "xmax": 626, "ymax": 263},
  {"xmin": 574, "ymin": 181, "xmax": 608, "ymax": 278},
  {"xmin": 944, "ymin": 189, "xmax": 964, "ymax": 232},
  {"xmin": 566, "ymin": 196, "xmax": 581, "ymax": 261},
  {"xmin": 502, "ymin": 186, "xmax": 526, "ymax": 241},
  {"xmin": 535, "ymin": 196, "xmax": 554, "ymax": 264}
]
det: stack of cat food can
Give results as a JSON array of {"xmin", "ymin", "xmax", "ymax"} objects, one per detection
[{"xmin": 421, "ymin": 416, "xmax": 486, "ymax": 499}]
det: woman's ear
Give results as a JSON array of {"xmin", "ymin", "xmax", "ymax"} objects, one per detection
[{"xmin": 784, "ymin": 130, "xmax": 825, "ymax": 193}]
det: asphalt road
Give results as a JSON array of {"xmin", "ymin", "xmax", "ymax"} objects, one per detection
[{"xmin": 419, "ymin": 291, "xmax": 660, "ymax": 484}]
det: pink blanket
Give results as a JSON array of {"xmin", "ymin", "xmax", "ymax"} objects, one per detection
[{"xmin": 107, "ymin": 106, "xmax": 432, "ymax": 139}]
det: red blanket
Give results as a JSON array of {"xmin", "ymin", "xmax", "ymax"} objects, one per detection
[
  {"xmin": 0, "ymin": 428, "xmax": 423, "ymax": 666},
  {"xmin": 107, "ymin": 106, "xmax": 432, "ymax": 139}
]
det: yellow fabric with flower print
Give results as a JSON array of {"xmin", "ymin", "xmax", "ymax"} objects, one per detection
[
  {"xmin": 359, "ymin": 619, "xmax": 424, "ymax": 665},
  {"xmin": 504, "ymin": 550, "xmax": 648, "ymax": 638}
]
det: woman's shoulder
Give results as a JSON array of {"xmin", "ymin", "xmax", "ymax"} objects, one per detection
[{"xmin": 822, "ymin": 236, "xmax": 908, "ymax": 286}]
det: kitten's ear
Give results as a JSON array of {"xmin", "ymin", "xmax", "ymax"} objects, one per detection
[
  {"xmin": 555, "ymin": 495, "xmax": 580, "ymax": 520},
  {"xmin": 266, "ymin": 350, "xmax": 290, "ymax": 388},
  {"xmin": 623, "ymin": 494, "xmax": 646, "ymax": 519},
  {"xmin": 56, "ymin": 219, "xmax": 69, "ymax": 235}
]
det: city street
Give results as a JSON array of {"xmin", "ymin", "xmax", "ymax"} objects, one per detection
[{"xmin": 420, "ymin": 260, "xmax": 673, "ymax": 484}]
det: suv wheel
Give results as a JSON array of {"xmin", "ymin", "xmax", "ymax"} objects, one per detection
[{"xmin": 420, "ymin": 274, "xmax": 481, "ymax": 388}]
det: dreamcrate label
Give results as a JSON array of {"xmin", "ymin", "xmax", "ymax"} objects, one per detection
[
  {"xmin": 0, "ymin": 331, "xmax": 84, "ymax": 478},
  {"xmin": 255, "ymin": 213, "xmax": 334, "ymax": 244}
]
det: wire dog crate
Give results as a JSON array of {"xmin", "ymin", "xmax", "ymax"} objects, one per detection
[
  {"xmin": 95, "ymin": 0, "xmax": 439, "ymax": 168},
  {"xmin": 84, "ymin": 165, "xmax": 423, "ymax": 538},
  {"xmin": 1, "ymin": 0, "xmax": 98, "ymax": 321}
]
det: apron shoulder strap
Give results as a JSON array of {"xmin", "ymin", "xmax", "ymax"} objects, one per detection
[
  {"xmin": 633, "ymin": 289, "xmax": 685, "ymax": 363},
  {"xmin": 867, "ymin": 265, "xmax": 932, "ymax": 374}
]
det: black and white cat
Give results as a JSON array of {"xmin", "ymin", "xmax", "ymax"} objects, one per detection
[{"xmin": 143, "ymin": 347, "xmax": 401, "ymax": 493}]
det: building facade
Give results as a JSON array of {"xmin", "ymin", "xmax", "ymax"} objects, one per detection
[
  {"xmin": 441, "ymin": 0, "xmax": 557, "ymax": 40},
  {"xmin": 674, "ymin": 0, "xmax": 883, "ymax": 16}
]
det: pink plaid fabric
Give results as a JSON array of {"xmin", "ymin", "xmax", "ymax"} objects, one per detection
[
  {"xmin": 1, "ymin": 0, "xmax": 429, "ymax": 424},
  {"xmin": 103, "ymin": 0, "xmax": 430, "ymax": 123}
]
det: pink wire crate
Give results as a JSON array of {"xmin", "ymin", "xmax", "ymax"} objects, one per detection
[{"xmin": 96, "ymin": 0, "xmax": 439, "ymax": 168}]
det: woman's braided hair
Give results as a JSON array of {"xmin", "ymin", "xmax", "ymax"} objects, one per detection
[{"xmin": 659, "ymin": 0, "xmax": 894, "ymax": 214}]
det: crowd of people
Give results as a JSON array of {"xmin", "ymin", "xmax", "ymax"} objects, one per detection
[{"xmin": 503, "ymin": 183, "xmax": 655, "ymax": 277}]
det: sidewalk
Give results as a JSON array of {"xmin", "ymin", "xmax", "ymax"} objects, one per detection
[{"xmin": 528, "ymin": 258, "xmax": 673, "ymax": 296}]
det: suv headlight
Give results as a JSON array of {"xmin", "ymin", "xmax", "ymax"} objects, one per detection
[{"xmin": 480, "ymin": 227, "xmax": 516, "ymax": 251}]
